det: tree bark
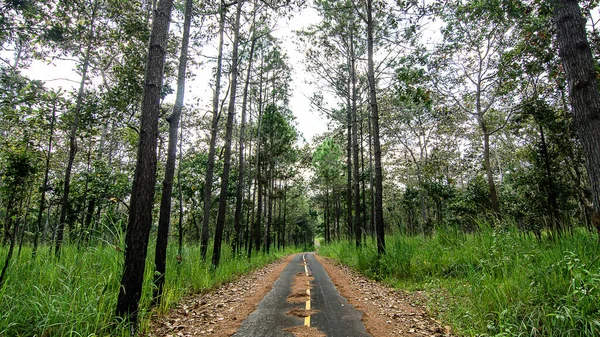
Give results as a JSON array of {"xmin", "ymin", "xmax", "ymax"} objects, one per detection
[
  {"xmin": 55, "ymin": 3, "xmax": 98, "ymax": 257},
  {"xmin": 33, "ymin": 95, "xmax": 57, "ymax": 259},
  {"xmin": 152, "ymin": 0, "xmax": 192, "ymax": 305},
  {"xmin": 213, "ymin": 0, "xmax": 244, "ymax": 267},
  {"xmin": 116, "ymin": 0, "xmax": 174, "ymax": 326},
  {"xmin": 201, "ymin": 0, "xmax": 226, "ymax": 261},
  {"xmin": 350, "ymin": 27, "xmax": 361, "ymax": 248},
  {"xmin": 554, "ymin": 0, "xmax": 600, "ymax": 237},
  {"xmin": 366, "ymin": 0, "xmax": 385, "ymax": 254},
  {"xmin": 233, "ymin": 5, "xmax": 257, "ymax": 256}
]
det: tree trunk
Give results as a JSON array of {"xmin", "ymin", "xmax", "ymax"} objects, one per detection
[
  {"xmin": 115, "ymin": 0, "xmax": 174, "ymax": 326},
  {"xmin": 201, "ymin": 1, "xmax": 226, "ymax": 261},
  {"xmin": 346, "ymin": 50, "xmax": 353, "ymax": 242},
  {"xmin": 233, "ymin": 4, "xmax": 257, "ymax": 257},
  {"xmin": 350, "ymin": 28, "xmax": 361, "ymax": 248},
  {"xmin": 55, "ymin": 4, "xmax": 98, "ymax": 257},
  {"xmin": 33, "ymin": 96, "xmax": 57, "ymax": 259},
  {"xmin": 152, "ymin": 0, "xmax": 192, "ymax": 305},
  {"xmin": 554, "ymin": 0, "xmax": 600, "ymax": 237},
  {"xmin": 213, "ymin": 0, "xmax": 244, "ymax": 267},
  {"xmin": 366, "ymin": 0, "xmax": 385, "ymax": 255}
]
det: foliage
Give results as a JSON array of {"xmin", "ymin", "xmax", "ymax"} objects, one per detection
[
  {"xmin": 0, "ymin": 241, "xmax": 300, "ymax": 336},
  {"xmin": 320, "ymin": 225, "xmax": 600, "ymax": 336}
]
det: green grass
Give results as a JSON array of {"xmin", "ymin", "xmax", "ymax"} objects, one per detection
[
  {"xmin": 319, "ymin": 225, "xmax": 600, "ymax": 336},
  {"xmin": 0, "ymin": 241, "xmax": 301, "ymax": 336}
]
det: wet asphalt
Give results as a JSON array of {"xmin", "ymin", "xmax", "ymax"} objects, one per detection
[{"xmin": 232, "ymin": 253, "xmax": 370, "ymax": 337}]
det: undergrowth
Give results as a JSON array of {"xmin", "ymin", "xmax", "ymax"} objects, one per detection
[
  {"xmin": 0, "ymin": 241, "xmax": 299, "ymax": 336},
  {"xmin": 319, "ymin": 225, "xmax": 600, "ymax": 337}
]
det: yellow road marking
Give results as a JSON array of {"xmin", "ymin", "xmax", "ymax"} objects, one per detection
[
  {"xmin": 302, "ymin": 254, "xmax": 311, "ymax": 327},
  {"xmin": 304, "ymin": 289, "xmax": 311, "ymax": 326}
]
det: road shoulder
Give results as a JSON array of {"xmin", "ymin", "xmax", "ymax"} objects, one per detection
[
  {"xmin": 315, "ymin": 254, "xmax": 453, "ymax": 337},
  {"xmin": 148, "ymin": 255, "xmax": 293, "ymax": 337}
]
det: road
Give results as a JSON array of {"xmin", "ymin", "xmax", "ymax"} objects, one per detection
[{"xmin": 232, "ymin": 253, "xmax": 370, "ymax": 337}]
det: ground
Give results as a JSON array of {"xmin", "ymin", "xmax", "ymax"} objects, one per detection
[{"xmin": 148, "ymin": 254, "xmax": 453, "ymax": 337}]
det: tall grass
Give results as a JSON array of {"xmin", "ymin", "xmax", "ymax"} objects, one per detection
[
  {"xmin": 0, "ymin": 241, "xmax": 299, "ymax": 336},
  {"xmin": 319, "ymin": 225, "xmax": 600, "ymax": 336}
]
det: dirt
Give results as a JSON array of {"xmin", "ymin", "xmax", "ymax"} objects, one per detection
[
  {"xmin": 148, "ymin": 253, "xmax": 454, "ymax": 337},
  {"xmin": 286, "ymin": 273, "xmax": 313, "ymax": 304},
  {"xmin": 315, "ymin": 254, "xmax": 454, "ymax": 337},
  {"xmin": 286, "ymin": 308, "xmax": 319, "ymax": 318},
  {"xmin": 147, "ymin": 255, "xmax": 292, "ymax": 337}
]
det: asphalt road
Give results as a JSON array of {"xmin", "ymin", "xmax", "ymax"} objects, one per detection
[{"xmin": 232, "ymin": 253, "xmax": 370, "ymax": 337}]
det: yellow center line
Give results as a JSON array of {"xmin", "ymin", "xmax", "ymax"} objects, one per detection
[
  {"xmin": 304, "ymin": 288, "xmax": 311, "ymax": 326},
  {"xmin": 303, "ymin": 254, "xmax": 311, "ymax": 326}
]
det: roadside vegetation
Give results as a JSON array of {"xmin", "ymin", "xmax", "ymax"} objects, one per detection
[
  {"xmin": 320, "ymin": 225, "xmax": 600, "ymax": 337},
  {"xmin": 0, "ymin": 240, "xmax": 299, "ymax": 337}
]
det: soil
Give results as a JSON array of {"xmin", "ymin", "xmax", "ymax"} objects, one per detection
[
  {"xmin": 148, "ymin": 253, "xmax": 454, "ymax": 337},
  {"xmin": 286, "ymin": 273, "xmax": 313, "ymax": 304},
  {"xmin": 147, "ymin": 255, "xmax": 292, "ymax": 337},
  {"xmin": 315, "ymin": 254, "xmax": 454, "ymax": 337}
]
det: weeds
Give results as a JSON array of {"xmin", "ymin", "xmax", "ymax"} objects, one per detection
[
  {"xmin": 319, "ymin": 225, "xmax": 600, "ymax": 337},
  {"xmin": 0, "ymin": 242, "xmax": 299, "ymax": 336}
]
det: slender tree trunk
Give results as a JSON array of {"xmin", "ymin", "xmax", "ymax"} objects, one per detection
[
  {"xmin": 251, "ymin": 55, "xmax": 265, "ymax": 257},
  {"xmin": 368, "ymin": 103, "xmax": 375, "ymax": 237},
  {"xmin": 55, "ymin": 4, "xmax": 98, "ymax": 257},
  {"xmin": 33, "ymin": 96, "xmax": 57, "ymax": 259},
  {"xmin": 201, "ymin": 1, "xmax": 226, "ymax": 260},
  {"xmin": 177, "ymin": 126, "xmax": 184, "ymax": 259},
  {"xmin": 282, "ymin": 184, "xmax": 287, "ymax": 250},
  {"xmin": 233, "ymin": 4, "xmax": 256, "ymax": 256},
  {"xmin": 0, "ymin": 193, "xmax": 17, "ymax": 286},
  {"xmin": 346, "ymin": 51, "xmax": 353, "ymax": 241},
  {"xmin": 538, "ymin": 124, "xmax": 560, "ymax": 235},
  {"xmin": 366, "ymin": 0, "xmax": 385, "ymax": 254},
  {"xmin": 152, "ymin": 0, "xmax": 192, "ymax": 304},
  {"xmin": 17, "ymin": 187, "xmax": 33, "ymax": 258},
  {"xmin": 116, "ymin": 0, "xmax": 174, "ymax": 325},
  {"xmin": 213, "ymin": 0, "xmax": 244, "ymax": 267},
  {"xmin": 554, "ymin": 0, "xmax": 600, "ymax": 238},
  {"xmin": 350, "ymin": 28, "xmax": 361, "ymax": 248},
  {"xmin": 360, "ymin": 108, "xmax": 368, "ymax": 238}
]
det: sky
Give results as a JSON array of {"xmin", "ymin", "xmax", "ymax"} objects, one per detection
[{"xmin": 20, "ymin": 1, "xmax": 329, "ymax": 145}]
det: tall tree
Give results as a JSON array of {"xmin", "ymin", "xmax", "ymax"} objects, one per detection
[
  {"xmin": 55, "ymin": 0, "xmax": 100, "ymax": 257},
  {"xmin": 201, "ymin": 0, "xmax": 226, "ymax": 261},
  {"xmin": 212, "ymin": 0, "xmax": 244, "ymax": 267},
  {"xmin": 364, "ymin": 0, "xmax": 385, "ymax": 254},
  {"xmin": 553, "ymin": 0, "xmax": 600, "ymax": 238},
  {"xmin": 115, "ymin": 0, "xmax": 174, "ymax": 326},
  {"xmin": 153, "ymin": 0, "xmax": 193, "ymax": 305},
  {"xmin": 233, "ymin": 4, "xmax": 258, "ymax": 256}
]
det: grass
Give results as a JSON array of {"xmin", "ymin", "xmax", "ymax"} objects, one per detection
[
  {"xmin": 0, "ymin": 241, "xmax": 301, "ymax": 336},
  {"xmin": 319, "ymin": 224, "xmax": 600, "ymax": 337}
]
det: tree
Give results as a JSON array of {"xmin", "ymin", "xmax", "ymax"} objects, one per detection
[
  {"xmin": 430, "ymin": 0, "xmax": 518, "ymax": 217},
  {"xmin": 312, "ymin": 137, "xmax": 344, "ymax": 243},
  {"xmin": 361, "ymin": 0, "xmax": 385, "ymax": 254},
  {"xmin": 153, "ymin": 0, "xmax": 193, "ymax": 305},
  {"xmin": 116, "ymin": 0, "xmax": 174, "ymax": 326},
  {"xmin": 212, "ymin": 0, "xmax": 245, "ymax": 268},
  {"xmin": 201, "ymin": 0, "xmax": 226, "ymax": 261},
  {"xmin": 553, "ymin": 0, "xmax": 600, "ymax": 239}
]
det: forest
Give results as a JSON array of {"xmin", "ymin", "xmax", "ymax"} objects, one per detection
[{"xmin": 1, "ymin": 0, "xmax": 599, "ymax": 336}]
